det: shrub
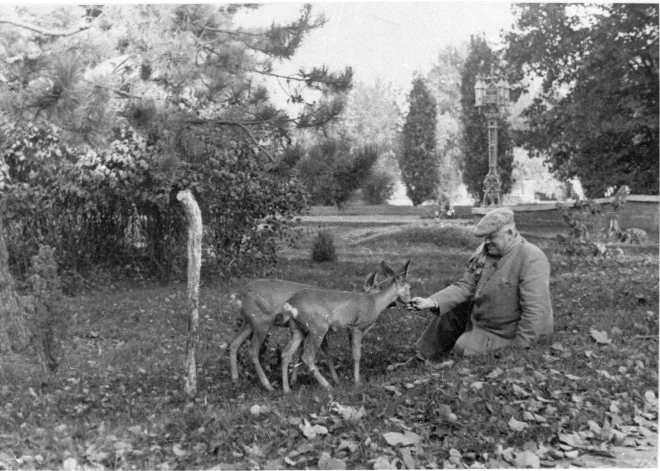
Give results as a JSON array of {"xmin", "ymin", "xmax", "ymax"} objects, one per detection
[
  {"xmin": 22, "ymin": 245, "xmax": 70, "ymax": 374},
  {"xmin": 1, "ymin": 124, "xmax": 308, "ymax": 284},
  {"xmin": 311, "ymin": 230, "xmax": 337, "ymax": 263},
  {"xmin": 362, "ymin": 170, "xmax": 396, "ymax": 205}
]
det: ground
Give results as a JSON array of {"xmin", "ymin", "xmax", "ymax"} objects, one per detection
[{"xmin": 0, "ymin": 206, "xmax": 658, "ymax": 470}]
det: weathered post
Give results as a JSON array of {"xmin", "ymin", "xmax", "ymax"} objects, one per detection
[{"xmin": 176, "ymin": 190, "xmax": 203, "ymax": 398}]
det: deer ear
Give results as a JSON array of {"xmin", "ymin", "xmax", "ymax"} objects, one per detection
[
  {"xmin": 396, "ymin": 260, "xmax": 410, "ymax": 280},
  {"xmin": 363, "ymin": 271, "xmax": 378, "ymax": 291},
  {"xmin": 380, "ymin": 261, "xmax": 395, "ymax": 279}
]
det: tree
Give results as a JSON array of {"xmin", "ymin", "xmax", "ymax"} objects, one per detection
[
  {"xmin": 399, "ymin": 77, "xmax": 438, "ymax": 205},
  {"xmin": 0, "ymin": 5, "xmax": 351, "ymax": 359},
  {"xmin": 334, "ymin": 79, "xmax": 403, "ymax": 204},
  {"xmin": 505, "ymin": 3, "xmax": 659, "ymax": 197},
  {"xmin": 426, "ymin": 44, "xmax": 468, "ymax": 206},
  {"xmin": 297, "ymin": 140, "xmax": 379, "ymax": 209},
  {"xmin": 460, "ymin": 35, "xmax": 514, "ymax": 203}
]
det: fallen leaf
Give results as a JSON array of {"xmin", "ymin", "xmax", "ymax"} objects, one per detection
[
  {"xmin": 470, "ymin": 381, "xmax": 484, "ymax": 391},
  {"xmin": 383, "ymin": 431, "xmax": 422, "ymax": 447},
  {"xmin": 590, "ymin": 329, "xmax": 611, "ymax": 344},
  {"xmin": 551, "ymin": 342, "xmax": 564, "ymax": 351},
  {"xmin": 513, "ymin": 450, "xmax": 540, "ymax": 468},
  {"xmin": 508, "ymin": 416, "xmax": 529, "ymax": 432},
  {"xmin": 437, "ymin": 404, "xmax": 458, "ymax": 422},
  {"xmin": 383, "ymin": 385, "xmax": 402, "ymax": 397},
  {"xmin": 400, "ymin": 447, "xmax": 416, "ymax": 469},
  {"xmin": 370, "ymin": 456, "xmax": 398, "ymax": 469},
  {"xmin": 644, "ymin": 391, "xmax": 657, "ymax": 405},
  {"xmin": 337, "ymin": 439, "xmax": 359, "ymax": 454},
  {"xmin": 487, "ymin": 368, "xmax": 503, "ymax": 379},
  {"xmin": 242, "ymin": 444, "xmax": 263, "ymax": 458},
  {"xmin": 172, "ymin": 444, "xmax": 187, "ymax": 457},
  {"xmin": 299, "ymin": 419, "xmax": 328, "ymax": 439},
  {"xmin": 565, "ymin": 374, "xmax": 582, "ymax": 381},
  {"xmin": 63, "ymin": 458, "xmax": 78, "ymax": 471},
  {"xmin": 559, "ymin": 432, "xmax": 587, "ymax": 449},
  {"xmin": 333, "ymin": 404, "xmax": 366, "ymax": 422},
  {"xmin": 317, "ymin": 452, "xmax": 346, "ymax": 470}
]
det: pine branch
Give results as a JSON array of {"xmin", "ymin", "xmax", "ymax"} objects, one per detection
[
  {"xmin": 0, "ymin": 18, "xmax": 91, "ymax": 37},
  {"xmin": 81, "ymin": 79, "xmax": 142, "ymax": 100},
  {"xmin": 185, "ymin": 118, "xmax": 275, "ymax": 163}
]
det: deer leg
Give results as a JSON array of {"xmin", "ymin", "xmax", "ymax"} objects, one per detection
[
  {"xmin": 248, "ymin": 324, "xmax": 274, "ymax": 392},
  {"xmin": 350, "ymin": 329, "xmax": 365, "ymax": 384},
  {"xmin": 229, "ymin": 323, "xmax": 253, "ymax": 384},
  {"xmin": 303, "ymin": 330, "xmax": 332, "ymax": 389},
  {"xmin": 320, "ymin": 336, "xmax": 340, "ymax": 385},
  {"xmin": 281, "ymin": 323, "xmax": 305, "ymax": 394}
]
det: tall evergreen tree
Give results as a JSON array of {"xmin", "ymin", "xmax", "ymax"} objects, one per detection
[
  {"xmin": 460, "ymin": 35, "xmax": 514, "ymax": 203},
  {"xmin": 399, "ymin": 77, "xmax": 438, "ymax": 206},
  {"xmin": 505, "ymin": 3, "xmax": 659, "ymax": 197}
]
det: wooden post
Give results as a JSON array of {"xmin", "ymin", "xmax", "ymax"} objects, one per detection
[{"xmin": 176, "ymin": 190, "xmax": 203, "ymax": 398}]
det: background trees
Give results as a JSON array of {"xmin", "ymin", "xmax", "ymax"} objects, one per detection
[
  {"xmin": 460, "ymin": 35, "xmax": 514, "ymax": 204},
  {"xmin": 399, "ymin": 77, "xmax": 438, "ymax": 206},
  {"xmin": 426, "ymin": 44, "xmax": 468, "ymax": 207},
  {"xmin": 505, "ymin": 3, "xmax": 659, "ymax": 198}
]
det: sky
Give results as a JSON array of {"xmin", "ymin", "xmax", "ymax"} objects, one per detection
[{"xmin": 235, "ymin": 1, "xmax": 516, "ymax": 92}]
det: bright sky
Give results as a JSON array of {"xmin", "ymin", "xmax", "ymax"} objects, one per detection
[{"xmin": 236, "ymin": 1, "xmax": 516, "ymax": 92}]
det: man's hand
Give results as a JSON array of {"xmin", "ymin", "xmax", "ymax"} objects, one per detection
[{"xmin": 408, "ymin": 297, "xmax": 438, "ymax": 311}]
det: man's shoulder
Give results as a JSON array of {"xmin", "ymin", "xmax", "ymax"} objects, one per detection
[{"xmin": 519, "ymin": 238, "xmax": 549, "ymax": 261}]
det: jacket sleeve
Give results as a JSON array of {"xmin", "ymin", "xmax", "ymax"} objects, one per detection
[
  {"xmin": 430, "ymin": 269, "xmax": 477, "ymax": 315},
  {"xmin": 513, "ymin": 248, "xmax": 553, "ymax": 348}
]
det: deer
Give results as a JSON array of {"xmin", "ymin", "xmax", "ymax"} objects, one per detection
[
  {"xmin": 228, "ymin": 272, "xmax": 381, "ymax": 392},
  {"xmin": 280, "ymin": 260, "xmax": 411, "ymax": 393}
]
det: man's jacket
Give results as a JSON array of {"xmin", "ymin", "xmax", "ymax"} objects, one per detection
[{"xmin": 430, "ymin": 234, "xmax": 553, "ymax": 356}]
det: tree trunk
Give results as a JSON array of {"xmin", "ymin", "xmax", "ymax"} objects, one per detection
[
  {"xmin": 177, "ymin": 190, "xmax": 203, "ymax": 398},
  {"xmin": 0, "ymin": 214, "xmax": 31, "ymax": 354}
]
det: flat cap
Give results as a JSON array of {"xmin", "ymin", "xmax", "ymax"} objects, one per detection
[{"xmin": 474, "ymin": 207, "xmax": 515, "ymax": 237}]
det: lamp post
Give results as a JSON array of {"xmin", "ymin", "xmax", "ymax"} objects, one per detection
[{"xmin": 474, "ymin": 66, "xmax": 510, "ymax": 206}]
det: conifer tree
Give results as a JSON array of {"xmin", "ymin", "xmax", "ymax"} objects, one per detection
[{"xmin": 399, "ymin": 77, "xmax": 438, "ymax": 205}]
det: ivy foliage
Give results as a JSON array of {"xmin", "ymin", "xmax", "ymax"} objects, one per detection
[{"xmin": 2, "ymin": 124, "xmax": 307, "ymax": 286}]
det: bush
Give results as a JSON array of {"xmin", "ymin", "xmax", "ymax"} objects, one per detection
[
  {"xmin": 22, "ymin": 245, "xmax": 70, "ymax": 374},
  {"xmin": 362, "ymin": 170, "xmax": 396, "ymax": 205},
  {"xmin": 311, "ymin": 230, "xmax": 337, "ymax": 263},
  {"xmin": 1, "ymin": 124, "xmax": 308, "ymax": 284}
]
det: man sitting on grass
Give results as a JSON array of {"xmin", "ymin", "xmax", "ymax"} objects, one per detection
[{"xmin": 406, "ymin": 207, "xmax": 553, "ymax": 360}]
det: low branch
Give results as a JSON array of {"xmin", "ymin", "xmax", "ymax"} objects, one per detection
[
  {"xmin": 185, "ymin": 118, "xmax": 276, "ymax": 163},
  {"xmin": 82, "ymin": 79, "xmax": 142, "ymax": 99},
  {"xmin": 0, "ymin": 18, "xmax": 91, "ymax": 37},
  {"xmin": 634, "ymin": 335, "xmax": 658, "ymax": 340}
]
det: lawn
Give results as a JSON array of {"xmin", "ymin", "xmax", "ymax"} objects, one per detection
[{"xmin": 0, "ymin": 217, "xmax": 658, "ymax": 470}]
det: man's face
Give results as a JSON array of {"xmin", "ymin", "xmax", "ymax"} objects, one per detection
[{"xmin": 483, "ymin": 229, "xmax": 514, "ymax": 256}]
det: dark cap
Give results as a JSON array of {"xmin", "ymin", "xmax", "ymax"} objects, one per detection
[{"xmin": 474, "ymin": 207, "xmax": 515, "ymax": 237}]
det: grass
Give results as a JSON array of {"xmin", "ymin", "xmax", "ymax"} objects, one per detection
[{"xmin": 0, "ymin": 222, "xmax": 658, "ymax": 470}]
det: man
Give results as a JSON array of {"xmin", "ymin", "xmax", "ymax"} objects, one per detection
[{"xmin": 409, "ymin": 207, "xmax": 553, "ymax": 359}]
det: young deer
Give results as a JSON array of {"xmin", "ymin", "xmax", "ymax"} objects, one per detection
[
  {"xmin": 280, "ymin": 260, "xmax": 411, "ymax": 393},
  {"xmin": 228, "ymin": 273, "xmax": 380, "ymax": 392}
]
